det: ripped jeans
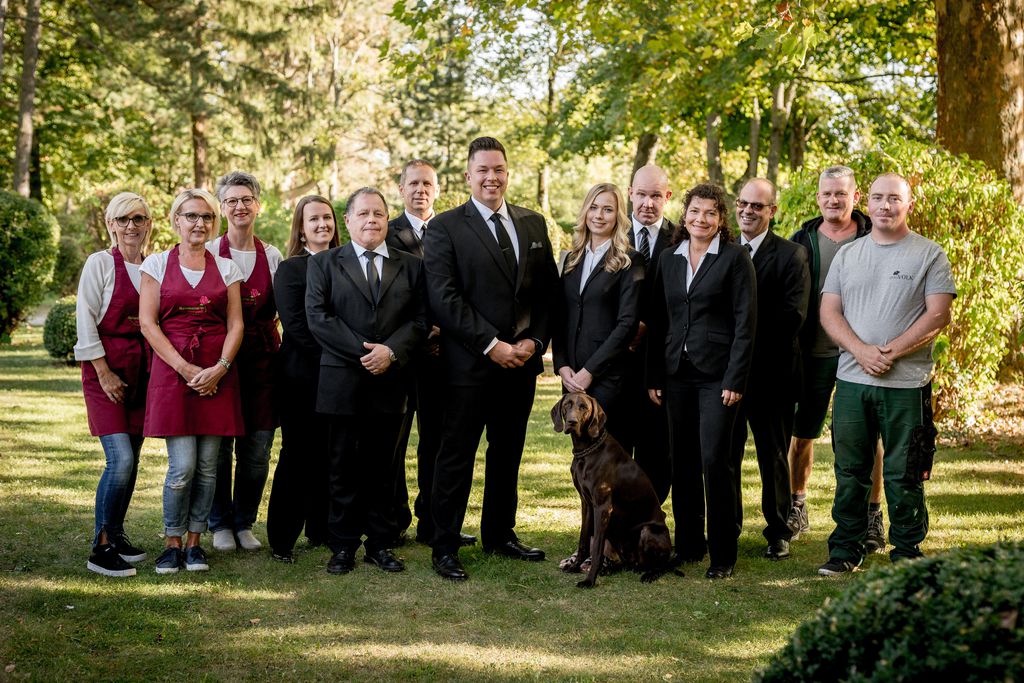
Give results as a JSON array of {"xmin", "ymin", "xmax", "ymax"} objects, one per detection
[{"xmin": 162, "ymin": 435, "xmax": 221, "ymax": 538}]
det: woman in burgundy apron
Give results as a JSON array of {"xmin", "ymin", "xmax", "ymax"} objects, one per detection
[
  {"xmin": 266, "ymin": 196, "xmax": 339, "ymax": 562},
  {"xmin": 139, "ymin": 188, "xmax": 245, "ymax": 575},
  {"xmin": 75, "ymin": 192, "xmax": 153, "ymax": 578},
  {"xmin": 209, "ymin": 172, "xmax": 282, "ymax": 553}
]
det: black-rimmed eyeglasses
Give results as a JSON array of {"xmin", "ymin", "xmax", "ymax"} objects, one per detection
[
  {"xmin": 113, "ymin": 215, "xmax": 151, "ymax": 228},
  {"xmin": 177, "ymin": 212, "xmax": 216, "ymax": 225},
  {"xmin": 222, "ymin": 196, "xmax": 256, "ymax": 209}
]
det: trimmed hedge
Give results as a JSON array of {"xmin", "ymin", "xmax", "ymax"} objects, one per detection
[
  {"xmin": 755, "ymin": 542, "xmax": 1024, "ymax": 682},
  {"xmin": 43, "ymin": 295, "xmax": 77, "ymax": 362},
  {"xmin": 0, "ymin": 191, "xmax": 60, "ymax": 340},
  {"xmin": 776, "ymin": 139, "xmax": 1024, "ymax": 427}
]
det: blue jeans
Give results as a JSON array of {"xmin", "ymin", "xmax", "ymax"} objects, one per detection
[
  {"xmin": 209, "ymin": 430, "xmax": 274, "ymax": 532},
  {"xmin": 163, "ymin": 435, "xmax": 221, "ymax": 537},
  {"xmin": 93, "ymin": 433, "xmax": 145, "ymax": 545}
]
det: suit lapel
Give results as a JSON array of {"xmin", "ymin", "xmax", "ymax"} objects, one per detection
[
  {"xmin": 377, "ymin": 252, "xmax": 400, "ymax": 301},
  {"xmin": 464, "ymin": 200, "xmax": 515, "ymax": 285},
  {"xmin": 338, "ymin": 243, "xmax": 374, "ymax": 305},
  {"xmin": 753, "ymin": 231, "xmax": 777, "ymax": 276},
  {"xmin": 581, "ymin": 251, "xmax": 608, "ymax": 294},
  {"xmin": 509, "ymin": 205, "xmax": 529, "ymax": 291},
  {"xmin": 687, "ymin": 250, "xmax": 720, "ymax": 294}
]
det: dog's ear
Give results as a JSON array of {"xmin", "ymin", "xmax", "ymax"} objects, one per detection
[
  {"xmin": 551, "ymin": 395, "xmax": 566, "ymax": 432},
  {"xmin": 586, "ymin": 396, "xmax": 607, "ymax": 438}
]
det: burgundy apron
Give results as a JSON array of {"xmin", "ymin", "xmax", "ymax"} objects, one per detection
[
  {"xmin": 143, "ymin": 247, "xmax": 244, "ymax": 437},
  {"xmin": 219, "ymin": 236, "xmax": 280, "ymax": 431},
  {"xmin": 81, "ymin": 247, "xmax": 149, "ymax": 436}
]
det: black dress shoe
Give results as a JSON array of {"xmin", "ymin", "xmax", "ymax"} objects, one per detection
[
  {"xmin": 459, "ymin": 532, "xmax": 477, "ymax": 547},
  {"xmin": 484, "ymin": 539, "xmax": 545, "ymax": 562},
  {"xmin": 326, "ymin": 549, "xmax": 355, "ymax": 575},
  {"xmin": 705, "ymin": 565, "xmax": 734, "ymax": 579},
  {"xmin": 764, "ymin": 539, "xmax": 791, "ymax": 560},
  {"xmin": 669, "ymin": 550, "xmax": 707, "ymax": 567},
  {"xmin": 432, "ymin": 553, "xmax": 468, "ymax": 581},
  {"xmin": 271, "ymin": 549, "xmax": 295, "ymax": 564},
  {"xmin": 365, "ymin": 548, "xmax": 405, "ymax": 572}
]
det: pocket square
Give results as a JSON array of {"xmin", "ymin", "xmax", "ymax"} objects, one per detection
[{"xmin": 529, "ymin": 241, "xmax": 543, "ymax": 249}]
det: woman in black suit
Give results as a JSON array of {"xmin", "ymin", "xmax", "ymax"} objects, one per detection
[
  {"xmin": 646, "ymin": 183, "xmax": 756, "ymax": 580},
  {"xmin": 265, "ymin": 195, "xmax": 339, "ymax": 562},
  {"xmin": 553, "ymin": 182, "xmax": 643, "ymax": 440}
]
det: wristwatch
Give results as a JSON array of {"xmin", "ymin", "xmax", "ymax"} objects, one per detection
[
  {"xmin": 217, "ymin": 357, "xmax": 232, "ymax": 370},
  {"xmin": 388, "ymin": 350, "xmax": 397, "ymax": 362}
]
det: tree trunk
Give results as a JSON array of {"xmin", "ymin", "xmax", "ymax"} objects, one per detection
[
  {"xmin": 936, "ymin": 0, "xmax": 1024, "ymax": 202},
  {"xmin": 13, "ymin": 0, "xmax": 42, "ymax": 198},
  {"xmin": 191, "ymin": 111, "xmax": 210, "ymax": 190},
  {"xmin": 630, "ymin": 132, "xmax": 660, "ymax": 183},
  {"xmin": 745, "ymin": 95, "xmax": 761, "ymax": 181},
  {"xmin": 706, "ymin": 110, "xmax": 724, "ymax": 186},
  {"xmin": 766, "ymin": 81, "xmax": 797, "ymax": 185},
  {"xmin": 0, "ymin": 0, "xmax": 10, "ymax": 76},
  {"xmin": 189, "ymin": 3, "xmax": 210, "ymax": 189},
  {"xmin": 789, "ymin": 99, "xmax": 805, "ymax": 172},
  {"xmin": 537, "ymin": 163, "xmax": 551, "ymax": 215},
  {"xmin": 29, "ymin": 132, "xmax": 42, "ymax": 201}
]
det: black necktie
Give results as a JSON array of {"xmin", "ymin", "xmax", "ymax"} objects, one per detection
[
  {"xmin": 365, "ymin": 253, "xmax": 380, "ymax": 302},
  {"xmin": 491, "ymin": 213, "xmax": 517, "ymax": 278},
  {"xmin": 637, "ymin": 227, "xmax": 651, "ymax": 266},
  {"xmin": 745, "ymin": 243, "xmax": 753, "ymax": 255}
]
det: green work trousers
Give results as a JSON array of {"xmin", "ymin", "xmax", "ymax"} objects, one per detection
[{"xmin": 828, "ymin": 380, "xmax": 932, "ymax": 563}]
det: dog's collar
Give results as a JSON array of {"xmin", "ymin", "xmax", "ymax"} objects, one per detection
[{"xmin": 572, "ymin": 431, "xmax": 608, "ymax": 459}]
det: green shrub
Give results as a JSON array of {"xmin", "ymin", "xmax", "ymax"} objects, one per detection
[
  {"xmin": 43, "ymin": 295, "xmax": 78, "ymax": 362},
  {"xmin": 0, "ymin": 191, "xmax": 60, "ymax": 341},
  {"xmin": 51, "ymin": 235, "xmax": 88, "ymax": 296},
  {"xmin": 776, "ymin": 139, "xmax": 1024, "ymax": 428},
  {"xmin": 755, "ymin": 541, "xmax": 1024, "ymax": 683}
]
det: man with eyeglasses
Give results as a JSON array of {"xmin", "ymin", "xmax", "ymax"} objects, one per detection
[
  {"xmin": 788, "ymin": 166, "xmax": 887, "ymax": 554},
  {"xmin": 207, "ymin": 170, "xmax": 283, "ymax": 553},
  {"xmin": 730, "ymin": 178, "xmax": 810, "ymax": 561}
]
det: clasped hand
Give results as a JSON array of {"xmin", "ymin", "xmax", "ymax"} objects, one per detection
[
  {"xmin": 361, "ymin": 342, "xmax": 393, "ymax": 375},
  {"xmin": 487, "ymin": 340, "xmax": 534, "ymax": 368},
  {"xmin": 183, "ymin": 362, "xmax": 227, "ymax": 396},
  {"xmin": 558, "ymin": 366, "xmax": 593, "ymax": 393},
  {"xmin": 855, "ymin": 342, "xmax": 893, "ymax": 377}
]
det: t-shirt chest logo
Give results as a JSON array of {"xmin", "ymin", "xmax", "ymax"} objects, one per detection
[{"xmin": 890, "ymin": 269, "xmax": 915, "ymax": 282}]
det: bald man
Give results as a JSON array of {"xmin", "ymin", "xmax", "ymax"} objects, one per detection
[
  {"xmin": 620, "ymin": 164, "xmax": 677, "ymax": 503},
  {"xmin": 817, "ymin": 173, "xmax": 955, "ymax": 576},
  {"xmin": 730, "ymin": 178, "xmax": 810, "ymax": 561}
]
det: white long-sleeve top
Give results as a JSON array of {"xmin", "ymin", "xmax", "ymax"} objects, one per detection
[{"xmin": 74, "ymin": 250, "xmax": 143, "ymax": 362}]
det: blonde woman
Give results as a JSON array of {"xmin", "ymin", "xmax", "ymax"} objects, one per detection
[
  {"xmin": 75, "ymin": 192, "xmax": 153, "ymax": 577},
  {"xmin": 553, "ymin": 182, "xmax": 644, "ymax": 439}
]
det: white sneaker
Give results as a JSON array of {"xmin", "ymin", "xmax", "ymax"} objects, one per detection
[
  {"xmin": 235, "ymin": 529, "xmax": 262, "ymax": 551},
  {"xmin": 212, "ymin": 528, "xmax": 237, "ymax": 551}
]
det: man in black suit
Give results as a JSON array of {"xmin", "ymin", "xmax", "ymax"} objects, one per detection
[
  {"xmin": 422, "ymin": 136, "xmax": 559, "ymax": 581},
  {"xmin": 305, "ymin": 187, "xmax": 427, "ymax": 575},
  {"xmin": 622, "ymin": 164, "xmax": 676, "ymax": 503},
  {"xmin": 385, "ymin": 160, "xmax": 476, "ymax": 548},
  {"xmin": 730, "ymin": 178, "xmax": 810, "ymax": 561}
]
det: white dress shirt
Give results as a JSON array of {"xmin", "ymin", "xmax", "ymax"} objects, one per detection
[
  {"xmin": 404, "ymin": 211, "xmax": 432, "ymax": 242},
  {"xmin": 471, "ymin": 197, "xmax": 520, "ymax": 262},
  {"xmin": 579, "ymin": 239, "xmax": 612, "ymax": 293},
  {"xmin": 740, "ymin": 229, "xmax": 769, "ymax": 260},
  {"xmin": 631, "ymin": 216, "xmax": 665, "ymax": 261},
  {"xmin": 674, "ymin": 234, "xmax": 722, "ymax": 291},
  {"xmin": 351, "ymin": 242, "xmax": 390, "ymax": 284}
]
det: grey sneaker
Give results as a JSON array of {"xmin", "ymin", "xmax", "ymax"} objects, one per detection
[
  {"xmin": 818, "ymin": 557, "xmax": 861, "ymax": 576},
  {"xmin": 864, "ymin": 508, "xmax": 886, "ymax": 554},
  {"xmin": 155, "ymin": 547, "xmax": 183, "ymax": 575},
  {"xmin": 787, "ymin": 501, "xmax": 810, "ymax": 540}
]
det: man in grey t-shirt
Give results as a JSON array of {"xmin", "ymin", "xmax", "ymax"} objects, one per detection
[{"xmin": 817, "ymin": 173, "xmax": 956, "ymax": 576}]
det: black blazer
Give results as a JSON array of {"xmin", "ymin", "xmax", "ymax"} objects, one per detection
[
  {"xmin": 274, "ymin": 252, "xmax": 321, "ymax": 393},
  {"xmin": 422, "ymin": 199, "xmax": 559, "ymax": 385},
  {"xmin": 552, "ymin": 250, "xmax": 644, "ymax": 381},
  {"xmin": 386, "ymin": 212, "xmax": 424, "ymax": 259},
  {"xmin": 748, "ymin": 231, "xmax": 811, "ymax": 385},
  {"xmin": 646, "ymin": 239, "xmax": 757, "ymax": 393},
  {"xmin": 305, "ymin": 243, "xmax": 427, "ymax": 415}
]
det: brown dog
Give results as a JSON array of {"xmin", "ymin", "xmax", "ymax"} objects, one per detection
[{"xmin": 551, "ymin": 392, "xmax": 674, "ymax": 588}]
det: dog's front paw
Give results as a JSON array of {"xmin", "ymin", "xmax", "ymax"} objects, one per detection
[
  {"xmin": 640, "ymin": 569, "xmax": 669, "ymax": 583},
  {"xmin": 576, "ymin": 578, "xmax": 596, "ymax": 589}
]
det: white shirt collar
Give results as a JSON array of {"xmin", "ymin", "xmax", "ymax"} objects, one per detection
[
  {"xmin": 632, "ymin": 216, "xmax": 664, "ymax": 233},
  {"xmin": 673, "ymin": 233, "xmax": 722, "ymax": 257},
  {"xmin": 586, "ymin": 239, "xmax": 613, "ymax": 258},
  {"xmin": 740, "ymin": 229, "xmax": 769, "ymax": 257},
  {"xmin": 472, "ymin": 196, "xmax": 510, "ymax": 224},
  {"xmin": 352, "ymin": 242, "xmax": 390, "ymax": 260},
  {"xmin": 405, "ymin": 210, "xmax": 432, "ymax": 232}
]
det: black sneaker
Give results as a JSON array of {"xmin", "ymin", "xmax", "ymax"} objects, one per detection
[
  {"xmin": 87, "ymin": 543, "xmax": 137, "ymax": 578},
  {"xmin": 817, "ymin": 557, "xmax": 860, "ymax": 576},
  {"xmin": 155, "ymin": 547, "xmax": 183, "ymax": 575},
  {"xmin": 184, "ymin": 545, "xmax": 210, "ymax": 572},
  {"xmin": 864, "ymin": 508, "xmax": 886, "ymax": 554},
  {"xmin": 271, "ymin": 549, "xmax": 295, "ymax": 564},
  {"xmin": 787, "ymin": 501, "xmax": 810, "ymax": 540},
  {"xmin": 109, "ymin": 532, "xmax": 147, "ymax": 563}
]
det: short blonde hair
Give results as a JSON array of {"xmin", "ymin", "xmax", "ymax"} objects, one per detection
[
  {"xmin": 103, "ymin": 192, "xmax": 151, "ymax": 246},
  {"xmin": 169, "ymin": 188, "xmax": 220, "ymax": 240}
]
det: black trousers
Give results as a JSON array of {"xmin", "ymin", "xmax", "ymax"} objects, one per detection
[
  {"xmin": 390, "ymin": 353, "xmax": 445, "ymax": 541},
  {"xmin": 266, "ymin": 398, "xmax": 330, "ymax": 553},
  {"xmin": 618, "ymin": 345, "xmax": 671, "ymax": 503},
  {"xmin": 665, "ymin": 362, "xmax": 741, "ymax": 568},
  {"xmin": 731, "ymin": 380, "xmax": 795, "ymax": 543},
  {"xmin": 326, "ymin": 413, "xmax": 404, "ymax": 554},
  {"xmin": 430, "ymin": 369, "xmax": 536, "ymax": 555}
]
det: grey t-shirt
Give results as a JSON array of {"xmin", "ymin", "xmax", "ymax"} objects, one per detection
[
  {"xmin": 822, "ymin": 231, "xmax": 956, "ymax": 388},
  {"xmin": 811, "ymin": 232, "xmax": 857, "ymax": 357}
]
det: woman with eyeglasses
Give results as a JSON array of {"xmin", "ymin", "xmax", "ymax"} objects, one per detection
[
  {"xmin": 265, "ymin": 196, "xmax": 340, "ymax": 562},
  {"xmin": 139, "ymin": 188, "xmax": 245, "ymax": 574},
  {"xmin": 75, "ymin": 192, "xmax": 153, "ymax": 577}
]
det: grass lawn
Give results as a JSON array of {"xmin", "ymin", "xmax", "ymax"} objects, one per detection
[{"xmin": 2, "ymin": 327, "xmax": 1022, "ymax": 682}]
